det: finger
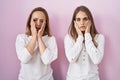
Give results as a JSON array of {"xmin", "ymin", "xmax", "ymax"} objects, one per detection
[
  {"xmin": 31, "ymin": 19, "xmax": 35, "ymax": 26},
  {"xmin": 38, "ymin": 21, "xmax": 46, "ymax": 36},
  {"xmin": 41, "ymin": 21, "xmax": 46, "ymax": 32},
  {"xmin": 85, "ymin": 21, "xmax": 91, "ymax": 33},
  {"xmin": 31, "ymin": 21, "xmax": 35, "ymax": 30},
  {"xmin": 42, "ymin": 21, "xmax": 46, "ymax": 29},
  {"xmin": 74, "ymin": 21, "xmax": 77, "ymax": 29},
  {"xmin": 31, "ymin": 24, "xmax": 36, "ymax": 32},
  {"xmin": 88, "ymin": 20, "xmax": 92, "ymax": 28}
]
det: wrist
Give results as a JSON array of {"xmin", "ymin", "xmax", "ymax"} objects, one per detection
[
  {"xmin": 78, "ymin": 33, "xmax": 83, "ymax": 36},
  {"xmin": 78, "ymin": 31, "xmax": 83, "ymax": 36},
  {"xmin": 38, "ymin": 37, "xmax": 42, "ymax": 41},
  {"xmin": 85, "ymin": 29, "xmax": 90, "ymax": 33},
  {"xmin": 32, "ymin": 35, "xmax": 37, "ymax": 40}
]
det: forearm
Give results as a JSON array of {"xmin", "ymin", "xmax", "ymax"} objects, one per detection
[
  {"xmin": 85, "ymin": 33, "xmax": 105, "ymax": 64},
  {"xmin": 26, "ymin": 37, "xmax": 36, "ymax": 56},
  {"xmin": 64, "ymin": 35, "xmax": 83, "ymax": 63},
  {"xmin": 38, "ymin": 37, "xmax": 46, "ymax": 55}
]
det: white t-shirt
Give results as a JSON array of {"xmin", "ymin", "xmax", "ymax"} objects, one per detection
[
  {"xmin": 64, "ymin": 33, "xmax": 105, "ymax": 80},
  {"xmin": 15, "ymin": 34, "xmax": 58, "ymax": 80}
]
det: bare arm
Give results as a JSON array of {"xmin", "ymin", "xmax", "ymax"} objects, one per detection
[
  {"xmin": 37, "ymin": 21, "xmax": 46, "ymax": 55},
  {"xmin": 26, "ymin": 20, "xmax": 37, "ymax": 56}
]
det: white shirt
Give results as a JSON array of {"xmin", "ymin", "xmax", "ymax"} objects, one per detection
[
  {"xmin": 64, "ymin": 33, "xmax": 105, "ymax": 80},
  {"xmin": 15, "ymin": 34, "xmax": 58, "ymax": 80}
]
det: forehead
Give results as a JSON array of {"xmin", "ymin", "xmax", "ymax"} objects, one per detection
[
  {"xmin": 32, "ymin": 11, "xmax": 46, "ymax": 19},
  {"xmin": 76, "ymin": 11, "xmax": 88, "ymax": 18}
]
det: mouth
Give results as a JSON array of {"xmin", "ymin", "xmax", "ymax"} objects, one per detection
[
  {"xmin": 80, "ymin": 26, "xmax": 85, "ymax": 28},
  {"xmin": 36, "ymin": 27, "xmax": 41, "ymax": 32},
  {"xmin": 80, "ymin": 26, "xmax": 86, "ymax": 29},
  {"xmin": 80, "ymin": 26, "xmax": 86, "ymax": 31}
]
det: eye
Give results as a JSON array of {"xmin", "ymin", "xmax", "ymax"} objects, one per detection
[
  {"xmin": 33, "ymin": 18, "xmax": 37, "ymax": 22},
  {"xmin": 39, "ymin": 19, "xmax": 44, "ymax": 23},
  {"xmin": 83, "ymin": 17, "xmax": 89, "ymax": 21},
  {"xmin": 76, "ymin": 18, "xmax": 81, "ymax": 22}
]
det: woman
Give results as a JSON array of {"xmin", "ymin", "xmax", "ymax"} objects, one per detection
[
  {"xmin": 15, "ymin": 7, "xmax": 58, "ymax": 80},
  {"xmin": 64, "ymin": 6, "xmax": 105, "ymax": 80}
]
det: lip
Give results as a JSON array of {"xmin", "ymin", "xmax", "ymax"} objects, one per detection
[
  {"xmin": 35, "ymin": 27, "xmax": 41, "ymax": 32},
  {"xmin": 81, "ymin": 26, "xmax": 85, "ymax": 28},
  {"xmin": 80, "ymin": 26, "xmax": 86, "ymax": 31},
  {"xmin": 80, "ymin": 26, "xmax": 86, "ymax": 28}
]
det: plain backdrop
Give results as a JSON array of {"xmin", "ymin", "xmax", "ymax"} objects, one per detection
[{"xmin": 0, "ymin": 0, "xmax": 120, "ymax": 80}]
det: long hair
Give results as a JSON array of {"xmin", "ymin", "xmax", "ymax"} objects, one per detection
[
  {"xmin": 68, "ymin": 6, "xmax": 98, "ymax": 44},
  {"xmin": 25, "ymin": 7, "xmax": 51, "ymax": 36}
]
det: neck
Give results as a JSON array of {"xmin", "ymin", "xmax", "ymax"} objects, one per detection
[{"xmin": 82, "ymin": 31, "xmax": 85, "ymax": 34}]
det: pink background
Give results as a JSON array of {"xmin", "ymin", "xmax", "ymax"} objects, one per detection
[{"xmin": 0, "ymin": 0, "xmax": 120, "ymax": 80}]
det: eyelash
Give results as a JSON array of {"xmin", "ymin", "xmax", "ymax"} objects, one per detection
[
  {"xmin": 33, "ymin": 19, "xmax": 37, "ymax": 22},
  {"xmin": 33, "ymin": 19, "xmax": 44, "ymax": 23},
  {"xmin": 76, "ymin": 17, "xmax": 89, "ymax": 22}
]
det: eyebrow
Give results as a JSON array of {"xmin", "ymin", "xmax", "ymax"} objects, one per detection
[
  {"xmin": 33, "ymin": 18, "xmax": 45, "ymax": 19},
  {"xmin": 76, "ymin": 16, "xmax": 88, "ymax": 19}
]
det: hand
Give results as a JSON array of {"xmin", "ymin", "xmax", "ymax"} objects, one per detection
[
  {"xmin": 85, "ymin": 20, "xmax": 91, "ymax": 33},
  {"xmin": 38, "ymin": 21, "xmax": 46, "ymax": 38},
  {"xmin": 74, "ymin": 21, "xmax": 83, "ymax": 36},
  {"xmin": 30, "ymin": 21, "xmax": 37, "ymax": 38}
]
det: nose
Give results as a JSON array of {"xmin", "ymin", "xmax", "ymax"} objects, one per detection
[
  {"xmin": 37, "ymin": 20, "xmax": 41, "ymax": 26},
  {"xmin": 80, "ymin": 20, "xmax": 84, "ymax": 25}
]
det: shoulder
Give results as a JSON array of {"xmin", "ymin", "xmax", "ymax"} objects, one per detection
[
  {"xmin": 95, "ymin": 34, "xmax": 105, "ymax": 41},
  {"xmin": 97, "ymin": 34, "xmax": 104, "ymax": 39},
  {"xmin": 16, "ymin": 34, "xmax": 29, "ymax": 40},
  {"xmin": 17, "ymin": 34, "xmax": 26, "ymax": 37},
  {"xmin": 64, "ymin": 34, "xmax": 75, "ymax": 42},
  {"xmin": 45, "ymin": 35, "xmax": 56, "ymax": 40},
  {"xmin": 64, "ymin": 34, "xmax": 72, "ymax": 40},
  {"xmin": 43, "ymin": 35, "xmax": 56, "ymax": 43}
]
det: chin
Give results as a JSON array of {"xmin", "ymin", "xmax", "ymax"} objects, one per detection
[{"xmin": 80, "ymin": 29, "xmax": 85, "ymax": 32}]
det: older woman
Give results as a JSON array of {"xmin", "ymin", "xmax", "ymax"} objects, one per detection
[{"xmin": 15, "ymin": 7, "xmax": 58, "ymax": 80}]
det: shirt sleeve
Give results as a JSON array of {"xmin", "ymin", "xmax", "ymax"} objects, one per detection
[
  {"xmin": 41, "ymin": 36, "xmax": 58, "ymax": 65},
  {"xmin": 85, "ymin": 33, "xmax": 105, "ymax": 64},
  {"xmin": 15, "ymin": 34, "xmax": 32, "ymax": 64},
  {"xmin": 64, "ymin": 34, "xmax": 83, "ymax": 63}
]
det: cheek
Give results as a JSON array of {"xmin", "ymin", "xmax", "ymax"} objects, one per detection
[
  {"xmin": 84, "ymin": 22, "xmax": 89, "ymax": 27},
  {"xmin": 30, "ymin": 19, "xmax": 34, "ymax": 25},
  {"xmin": 76, "ymin": 22, "xmax": 81, "ymax": 27}
]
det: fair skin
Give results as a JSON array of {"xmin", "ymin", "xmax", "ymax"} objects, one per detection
[
  {"xmin": 26, "ymin": 11, "xmax": 46, "ymax": 56},
  {"xmin": 74, "ymin": 11, "xmax": 91, "ymax": 36}
]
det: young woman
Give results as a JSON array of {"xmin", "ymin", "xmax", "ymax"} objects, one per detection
[
  {"xmin": 15, "ymin": 7, "xmax": 58, "ymax": 80},
  {"xmin": 64, "ymin": 6, "xmax": 105, "ymax": 80}
]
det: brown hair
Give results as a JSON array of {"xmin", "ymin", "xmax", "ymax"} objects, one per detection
[
  {"xmin": 25, "ymin": 7, "xmax": 51, "ymax": 36},
  {"xmin": 68, "ymin": 6, "xmax": 98, "ymax": 44}
]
